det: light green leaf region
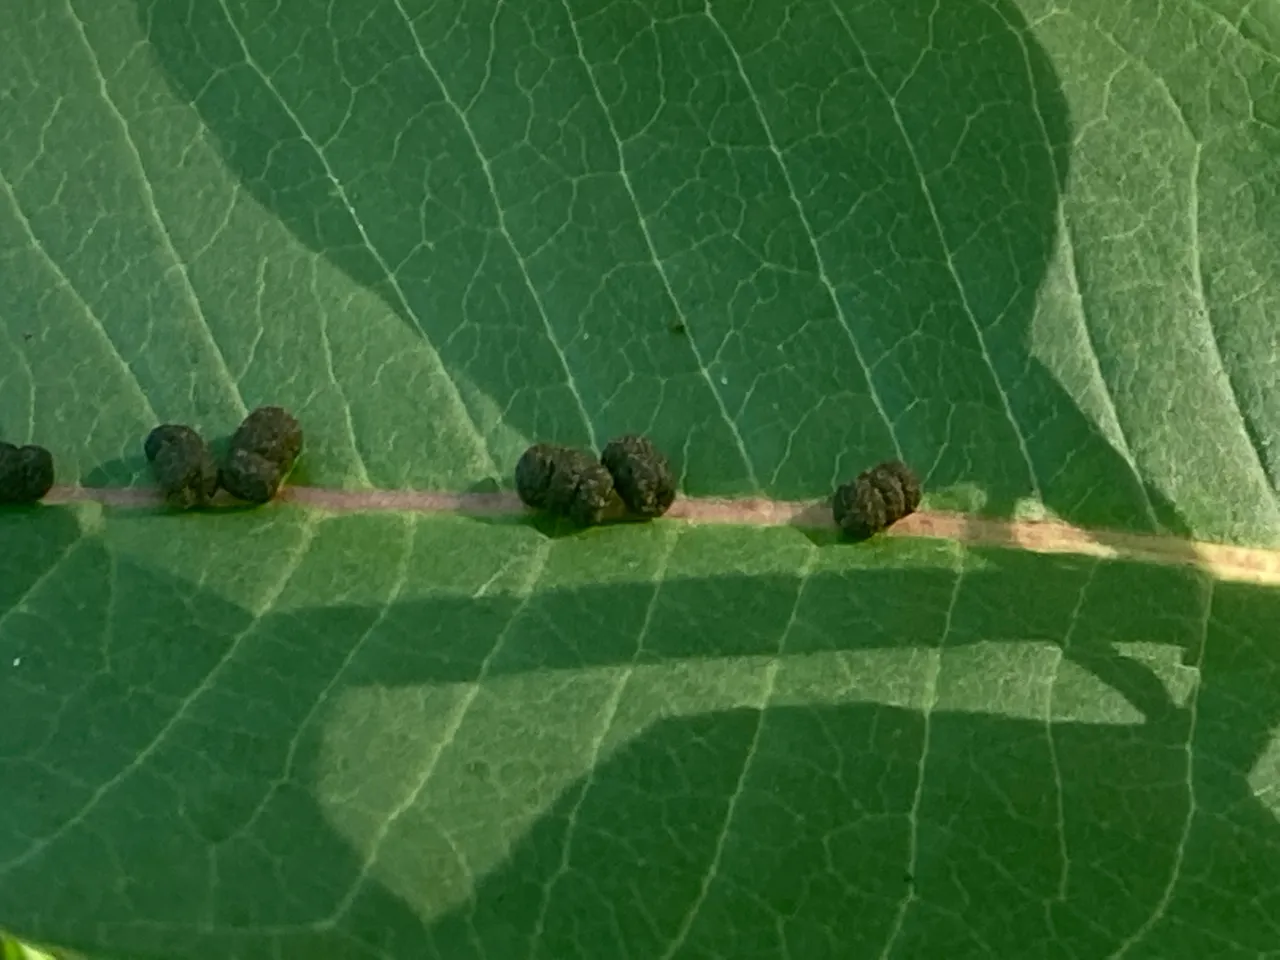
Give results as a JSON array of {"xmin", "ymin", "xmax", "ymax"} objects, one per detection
[{"xmin": 1, "ymin": 0, "xmax": 1279, "ymax": 958}]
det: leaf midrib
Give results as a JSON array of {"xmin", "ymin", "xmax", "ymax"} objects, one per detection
[{"xmin": 34, "ymin": 483, "xmax": 1280, "ymax": 586}]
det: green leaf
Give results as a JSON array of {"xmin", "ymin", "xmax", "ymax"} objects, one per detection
[{"xmin": 1, "ymin": 0, "xmax": 1278, "ymax": 958}]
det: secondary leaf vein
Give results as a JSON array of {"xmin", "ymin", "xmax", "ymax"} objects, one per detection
[{"xmin": 65, "ymin": 0, "xmax": 249, "ymax": 419}]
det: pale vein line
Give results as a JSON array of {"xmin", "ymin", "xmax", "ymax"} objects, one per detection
[
  {"xmin": 528, "ymin": 525, "xmax": 682, "ymax": 958},
  {"xmin": 703, "ymin": 1, "xmax": 904, "ymax": 462},
  {"xmin": 0, "ymin": 173, "xmax": 159, "ymax": 427},
  {"xmin": 878, "ymin": 545, "xmax": 964, "ymax": 960},
  {"xmin": 1108, "ymin": 575, "xmax": 1210, "ymax": 958},
  {"xmin": 660, "ymin": 661, "xmax": 778, "ymax": 959},
  {"xmin": 390, "ymin": 0, "xmax": 599, "ymax": 453},
  {"xmin": 1044, "ymin": 563, "xmax": 1099, "ymax": 921},
  {"xmin": 0, "ymin": 539, "xmax": 84, "ymax": 639},
  {"xmin": 1212, "ymin": 0, "xmax": 1280, "ymax": 66},
  {"xmin": 37, "ymin": 483, "xmax": 1280, "ymax": 587},
  {"xmin": 213, "ymin": 0, "xmax": 498, "ymax": 478},
  {"xmin": 828, "ymin": 2, "xmax": 1043, "ymax": 500},
  {"xmin": 310, "ymin": 259, "xmax": 373, "ymax": 488},
  {"xmin": 1080, "ymin": 20, "xmax": 1274, "ymax": 501},
  {"xmin": 997, "ymin": 12, "xmax": 1155, "ymax": 520},
  {"xmin": 326, "ymin": 538, "xmax": 553, "ymax": 924},
  {"xmin": 222, "ymin": 515, "xmax": 417, "ymax": 848},
  {"xmin": 558, "ymin": 0, "xmax": 762, "ymax": 488},
  {"xmin": 997, "ymin": 0, "xmax": 1160, "ymax": 531},
  {"xmin": 0, "ymin": 515, "xmax": 320, "ymax": 878},
  {"xmin": 1186, "ymin": 141, "xmax": 1273, "ymax": 495},
  {"xmin": 1051, "ymin": 208, "xmax": 1161, "ymax": 531},
  {"xmin": 64, "ymin": 0, "xmax": 248, "ymax": 418},
  {"xmin": 660, "ymin": 546, "xmax": 817, "ymax": 959}
]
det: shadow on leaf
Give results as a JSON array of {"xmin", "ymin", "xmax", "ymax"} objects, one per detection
[
  {"xmin": 134, "ymin": 0, "xmax": 1187, "ymax": 538},
  {"xmin": 1, "ymin": 508, "xmax": 1279, "ymax": 959}
]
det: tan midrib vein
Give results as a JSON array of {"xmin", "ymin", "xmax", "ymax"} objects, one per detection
[{"xmin": 40, "ymin": 484, "xmax": 1280, "ymax": 587}]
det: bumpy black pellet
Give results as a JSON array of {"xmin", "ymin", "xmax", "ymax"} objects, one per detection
[
  {"xmin": 144, "ymin": 424, "xmax": 189, "ymax": 464},
  {"xmin": 228, "ymin": 406, "xmax": 302, "ymax": 467},
  {"xmin": 515, "ymin": 443, "xmax": 566, "ymax": 510},
  {"xmin": 220, "ymin": 406, "xmax": 302, "ymax": 504},
  {"xmin": 600, "ymin": 434, "xmax": 676, "ymax": 519},
  {"xmin": 868, "ymin": 463, "xmax": 906, "ymax": 521},
  {"xmin": 220, "ymin": 448, "xmax": 286, "ymax": 504},
  {"xmin": 514, "ymin": 442, "xmax": 616, "ymax": 526},
  {"xmin": 0, "ymin": 442, "xmax": 54, "ymax": 505},
  {"xmin": 546, "ymin": 448, "xmax": 615, "ymax": 526},
  {"xmin": 144, "ymin": 424, "xmax": 218, "ymax": 509},
  {"xmin": 882, "ymin": 460, "xmax": 922, "ymax": 515},
  {"xmin": 832, "ymin": 459, "xmax": 922, "ymax": 541},
  {"xmin": 832, "ymin": 476, "xmax": 887, "ymax": 540}
]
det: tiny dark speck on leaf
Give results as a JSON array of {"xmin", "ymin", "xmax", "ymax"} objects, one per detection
[
  {"xmin": 144, "ymin": 424, "xmax": 219, "ymax": 510},
  {"xmin": 0, "ymin": 442, "xmax": 54, "ymax": 505},
  {"xmin": 219, "ymin": 405, "xmax": 303, "ymax": 504},
  {"xmin": 831, "ymin": 459, "xmax": 922, "ymax": 541},
  {"xmin": 600, "ymin": 434, "xmax": 677, "ymax": 520},
  {"xmin": 668, "ymin": 321, "xmax": 687, "ymax": 335}
]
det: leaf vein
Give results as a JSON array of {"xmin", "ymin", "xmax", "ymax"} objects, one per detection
[
  {"xmin": 213, "ymin": 0, "xmax": 498, "ymax": 478},
  {"xmin": 703, "ymin": 1, "xmax": 905, "ymax": 463},
  {"xmin": 559, "ymin": 0, "xmax": 763, "ymax": 488},
  {"xmin": 327, "ymin": 538, "xmax": 554, "ymax": 925},
  {"xmin": 878, "ymin": 547, "xmax": 964, "ymax": 960},
  {"xmin": 0, "ymin": 171, "xmax": 160, "ymax": 429},
  {"xmin": 65, "ymin": 0, "xmax": 249, "ymax": 419},
  {"xmin": 390, "ymin": 0, "xmax": 600, "ymax": 453},
  {"xmin": 829, "ymin": 1, "xmax": 1044, "ymax": 500},
  {"xmin": 0, "ymin": 514, "xmax": 320, "ymax": 880}
]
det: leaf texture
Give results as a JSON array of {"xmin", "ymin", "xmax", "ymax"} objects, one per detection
[{"xmin": 1, "ymin": 0, "xmax": 1279, "ymax": 957}]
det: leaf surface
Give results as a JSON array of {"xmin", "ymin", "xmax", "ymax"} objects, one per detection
[{"xmin": 1, "ymin": 0, "xmax": 1278, "ymax": 957}]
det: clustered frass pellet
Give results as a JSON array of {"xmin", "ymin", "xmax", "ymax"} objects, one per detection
[
  {"xmin": 515, "ymin": 433, "xmax": 678, "ymax": 527},
  {"xmin": 516, "ymin": 436, "xmax": 924, "ymax": 540},
  {"xmin": 600, "ymin": 434, "xmax": 677, "ymax": 519},
  {"xmin": 143, "ymin": 405, "xmax": 303, "ymax": 510},
  {"xmin": 144, "ymin": 424, "xmax": 219, "ymax": 509},
  {"xmin": 8, "ymin": 409, "xmax": 927, "ymax": 543},
  {"xmin": 0, "ymin": 442, "xmax": 54, "ymax": 505},
  {"xmin": 219, "ymin": 405, "xmax": 303, "ymax": 504},
  {"xmin": 515, "ymin": 443, "xmax": 617, "ymax": 526},
  {"xmin": 831, "ymin": 459, "xmax": 922, "ymax": 541}
]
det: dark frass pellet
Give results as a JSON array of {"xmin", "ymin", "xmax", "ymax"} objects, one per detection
[
  {"xmin": 220, "ymin": 448, "xmax": 287, "ymax": 504},
  {"xmin": 514, "ymin": 443, "xmax": 563, "ymax": 511},
  {"xmin": 832, "ymin": 460, "xmax": 922, "ymax": 541},
  {"xmin": 600, "ymin": 434, "xmax": 676, "ymax": 519},
  {"xmin": 144, "ymin": 424, "xmax": 218, "ymax": 509},
  {"xmin": 514, "ymin": 443, "xmax": 615, "ymax": 527},
  {"xmin": 0, "ymin": 442, "xmax": 54, "ymax": 505},
  {"xmin": 227, "ymin": 405, "xmax": 303, "ymax": 466},
  {"xmin": 547, "ymin": 448, "xmax": 615, "ymax": 526},
  {"xmin": 219, "ymin": 405, "xmax": 302, "ymax": 504}
]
